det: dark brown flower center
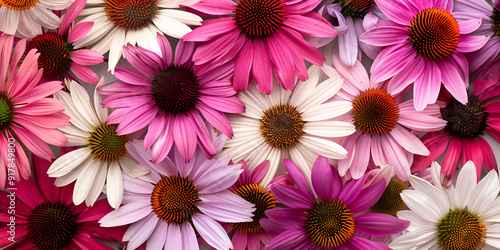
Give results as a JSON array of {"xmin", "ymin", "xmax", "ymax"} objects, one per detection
[
  {"xmin": 260, "ymin": 105, "xmax": 304, "ymax": 149},
  {"xmin": 232, "ymin": 184, "xmax": 276, "ymax": 234},
  {"xmin": 409, "ymin": 8, "xmax": 459, "ymax": 61},
  {"xmin": 27, "ymin": 201, "xmax": 78, "ymax": 250},
  {"xmin": 88, "ymin": 124, "xmax": 129, "ymax": 162},
  {"xmin": 352, "ymin": 88, "xmax": 400, "ymax": 135},
  {"xmin": 234, "ymin": 0, "xmax": 286, "ymax": 40},
  {"xmin": 1, "ymin": 0, "xmax": 39, "ymax": 10},
  {"xmin": 28, "ymin": 32, "xmax": 72, "ymax": 79},
  {"xmin": 104, "ymin": 0, "xmax": 158, "ymax": 29},
  {"xmin": 437, "ymin": 208, "xmax": 486, "ymax": 250},
  {"xmin": 442, "ymin": 95, "xmax": 488, "ymax": 139},
  {"xmin": 371, "ymin": 178, "xmax": 407, "ymax": 216},
  {"xmin": 338, "ymin": 0, "xmax": 375, "ymax": 18},
  {"xmin": 491, "ymin": 8, "xmax": 500, "ymax": 38},
  {"xmin": 151, "ymin": 175, "xmax": 199, "ymax": 224}
]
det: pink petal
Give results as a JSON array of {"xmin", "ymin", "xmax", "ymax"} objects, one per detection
[
  {"xmin": 374, "ymin": 0, "xmax": 415, "ymax": 25},
  {"xmin": 113, "ymin": 66, "xmax": 152, "ymax": 86},
  {"xmin": 197, "ymin": 102, "xmax": 233, "ymax": 137},
  {"xmin": 115, "ymin": 104, "xmax": 157, "ymax": 135},
  {"xmin": 192, "ymin": 213, "xmax": 232, "ymax": 250},
  {"xmin": 122, "ymin": 45, "xmax": 159, "ymax": 77},
  {"xmin": 282, "ymin": 26, "xmax": 326, "ymax": 66},
  {"xmin": 284, "ymin": 14, "xmax": 337, "ymax": 37},
  {"xmin": 271, "ymin": 184, "xmax": 315, "ymax": 210},
  {"xmin": 413, "ymin": 60, "xmax": 441, "ymax": 111},
  {"xmin": 69, "ymin": 49, "xmax": 104, "ymax": 66},
  {"xmin": 440, "ymin": 137, "xmax": 462, "ymax": 187},
  {"xmin": 157, "ymin": 33, "xmax": 172, "ymax": 69},
  {"xmin": 192, "ymin": 29, "xmax": 242, "ymax": 65},
  {"xmin": 182, "ymin": 17, "xmax": 236, "ymax": 42},
  {"xmin": 183, "ymin": 0, "xmax": 235, "ymax": 15},
  {"xmin": 59, "ymin": 0, "xmax": 86, "ymax": 35},
  {"xmin": 457, "ymin": 35, "xmax": 489, "ymax": 53},
  {"xmin": 370, "ymin": 41, "xmax": 415, "ymax": 83},
  {"xmin": 98, "ymin": 201, "xmax": 152, "ymax": 227},
  {"xmin": 249, "ymin": 160, "xmax": 270, "ymax": 185},
  {"xmin": 15, "ymin": 178, "xmax": 44, "ymax": 208},
  {"xmin": 67, "ymin": 22, "xmax": 93, "ymax": 44},
  {"xmin": 283, "ymin": 159, "xmax": 314, "ymax": 198},
  {"xmin": 454, "ymin": 13, "xmax": 483, "ymax": 34},
  {"xmin": 355, "ymin": 213, "xmax": 410, "ymax": 236},
  {"xmin": 358, "ymin": 24, "xmax": 408, "ymax": 46},
  {"xmin": 199, "ymin": 95, "xmax": 245, "ymax": 113},
  {"xmin": 311, "ymin": 156, "xmax": 340, "ymax": 201},
  {"xmin": 233, "ymin": 39, "xmax": 253, "ymax": 92},
  {"xmin": 438, "ymin": 58, "xmax": 468, "ymax": 105},
  {"xmin": 463, "ymin": 139, "xmax": 484, "ymax": 182},
  {"xmin": 387, "ymin": 55, "xmax": 425, "ymax": 95},
  {"xmin": 11, "ymin": 125, "xmax": 54, "ymax": 160},
  {"xmin": 252, "ymin": 39, "xmax": 273, "ymax": 94},
  {"xmin": 348, "ymin": 179, "xmax": 385, "ymax": 213},
  {"xmin": 412, "ymin": 132, "xmax": 449, "ymax": 172},
  {"xmin": 390, "ymin": 125, "xmax": 429, "ymax": 155},
  {"xmin": 172, "ymin": 113, "xmax": 197, "ymax": 162},
  {"xmin": 478, "ymin": 136, "xmax": 497, "ymax": 172},
  {"xmin": 266, "ymin": 31, "xmax": 295, "ymax": 90},
  {"xmin": 72, "ymin": 233, "xmax": 110, "ymax": 249},
  {"xmin": 350, "ymin": 134, "xmax": 371, "ymax": 179},
  {"xmin": 70, "ymin": 63, "xmax": 99, "ymax": 85}
]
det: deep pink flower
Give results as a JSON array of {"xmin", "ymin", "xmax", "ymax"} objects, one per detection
[
  {"xmin": 360, "ymin": 0, "xmax": 489, "ymax": 111},
  {"xmin": 261, "ymin": 156, "xmax": 410, "ymax": 249},
  {"xmin": 182, "ymin": 0, "xmax": 337, "ymax": 94},
  {"xmin": 0, "ymin": 34, "xmax": 69, "ymax": 189},
  {"xmin": 99, "ymin": 34, "xmax": 244, "ymax": 163},
  {"xmin": 0, "ymin": 149, "xmax": 126, "ymax": 249},
  {"xmin": 413, "ymin": 60, "xmax": 500, "ymax": 187},
  {"xmin": 27, "ymin": 0, "xmax": 104, "ymax": 84}
]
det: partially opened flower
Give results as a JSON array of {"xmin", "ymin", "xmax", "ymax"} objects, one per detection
[
  {"xmin": 360, "ymin": 0, "xmax": 489, "ymax": 111},
  {"xmin": 391, "ymin": 161, "xmax": 500, "ymax": 249},
  {"xmin": 261, "ymin": 156, "xmax": 410, "ymax": 249},
  {"xmin": 99, "ymin": 34, "xmax": 244, "ymax": 164},
  {"xmin": 28, "ymin": 0, "xmax": 104, "ymax": 84},
  {"xmin": 99, "ymin": 139, "xmax": 255, "ymax": 249},
  {"xmin": 221, "ymin": 65, "xmax": 355, "ymax": 186},
  {"xmin": 48, "ymin": 80, "xmax": 149, "ymax": 209},
  {"xmin": 0, "ymin": 0, "xmax": 70, "ymax": 38},
  {"xmin": 0, "ymin": 150, "xmax": 126, "ymax": 249},
  {"xmin": 0, "ymin": 34, "xmax": 69, "ymax": 189},
  {"xmin": 329, "ymin": 53, "xmax": 446, "ymax": 181},
  {"xmin": 182, "ymin": 0, "xmax": 337, "ymax": 93},
  {"xmin": 73, "ymin": 0, "xmax": 202, "ymax": 71}
]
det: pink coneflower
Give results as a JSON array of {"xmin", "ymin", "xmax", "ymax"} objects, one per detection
[
  {"xmin": 0, "ymin": 150, "xmax": 126, "ymax": 249},
  {"xmin": 328, "ymin": 53, "xmax": 446, "ymax": 181},
  {"xmin": 412, "ymin": 61, "xmax": 500, "ymax": 186},
  {"xmin": 99, "ymin": 139, "xmax": 255, "ymax": 249},
  {"xmin": 261, "ymin": 156, "xmax": 410, "ymax": 249},
  {"xmin": 182, "ymin": 0, "xmax": 337, "ymax": 93},
  {"xmin": 99, "ymin": 34, "xmax": 244, "ymax": 164},
  {"xmin": 359, "ymin": 0, "xmax": 489, "ymax": 111},
  {"xmin": 0, "ymin": 0, "xmax": 70, "ymax": 38},
  {"xmin": 0, "ymin": 34, "xmax": 69, "ymax": 189},
  {"xmin": 455, "ymin": 0, "xmax": 500, "ymax": 74},
  {"xmin": 27, "ymin": 0, "xmax": 104, "ymax": 85}
]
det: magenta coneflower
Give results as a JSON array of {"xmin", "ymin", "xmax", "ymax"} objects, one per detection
[
  {"xmin": 412, "ymin": 62, "xmax": 500, "ymax": 186},
  {"xmin": 27, "ymin": 0, "xmax": 104, "ymax": 85},
  {"xmin": 328, "ymin": 53, "xmax": 446, "ymax": 181},
  {"xmin": 359, "ymin": 0, "xmax": 489, "ymax": 111},
  {"xmin": 0, "ymin": 150, "xmax": 126, "ymax": 249},
  {"xmin": 0, "ymin": 34, "xmax": 69, "ymax": 189},
  {"xmin": 261, "ymin": 156, "xmax": 410, "ymax": 249},
  {"xmin": 182, "ymin": 0, "xmax": 337, "ymax": 93},
  {"xmin": 99, "ymin": 34, "xmax": 244, "ymax": 163},
  {"xmin": 99, "ymin": 139, "xmax": 255, "ymax": 249}
]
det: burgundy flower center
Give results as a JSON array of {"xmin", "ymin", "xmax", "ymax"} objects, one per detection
[
  {"xmin": 104, "ymin": 0, "xmax": 158, "ymax": 29},
  {"xmin": 151, "ymin": 65, "xmax": 200, "ymax": 115},
  {"xmin": 352, "ymin": 88, "xmax": 400, "ymax": 135},
  {"xmin": 151, "ymin": 175, "xmax": 199, "ymax": 224},
  {"xmin": 490, "ymin": 8, "xmax": 500, "ymax": 37},
  {"xmin": 28, "ymin": 32, "xmax": 72, "ymax": 79},
  {"xmin": 1, "ymin": 0, "xmax": 38, "ymax": 10},
  {"xmin": 339, "ymin": 0, "xmax": 375, "ymax": 18},
  {"xmin": 0, "ymin": 96, "xmax": 13, "ymax": 130},
  {"xmin": 234, "ymin": 0, "xmax": 286, "ymax": 40},
  {"xmin": 409, "ymin": 8, "xmax": 459, "ymax": 61},
  {"xmin": 232, "ymin": 184, "xmax": 276, "ymax": 234},
  {"xmin": 437, "ymin": 208, "xmax": 486, "ymax": 250},
  {"xmin": 88, "ymin": 123, "xmax": 129, "ymax": 162},
  {"xmin": 27, "ymin": 201, "xmax": 78, "ymax": 250},
  {"xmin": 442, "ymin": 95, "xmax": 488, "ymax": 139},
  {"xmin": 371, "ymin": 178, "xmax": 407, "ymax": 216},
  {"xmin": 306, "ymin": 199, "xmax": 355, "ymax": 248},
  {"xmin": 260, "ymin": 105, "xmax": 304, "ymax": 149}
]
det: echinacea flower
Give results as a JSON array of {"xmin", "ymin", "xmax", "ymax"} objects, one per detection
[
  {"xmin": 99, "ymin": 138, "xmax": 255, "ymax": 250},
  {"xmin": 455, "ymin": 0, "xmax": 500, "ymax": 74},
  {"xmin": 182, "ymin": 0, "xmax": 337, "ymax": 93},
  {"xmin": 391, "ymin": 161, "xmax": 500, "ymax": 249},
  {"xmin": 73, "ymin": 0, "xmax": 202, "ymax": 72},
  {"xmin": 412, "ymin": 63, "xmax": 500, "ymax": 186},
  {"xmin": 99, "ymin": 34, "xmax": 244, "ymax": 164},
  {"xmin": 48, "ymin": 80, "xmax": 149, "ymax": 209},
  {"xmin": 0, "ymin": 150, "xmax": 126, "ymax": 249},
  {"xmin": 328, "ymin": 53, "xmax": 446, "ymax": 181},
  {"xmin": 261, "ymin": 156, "xmax": 410, "ymax": 249},
  {"xmin": 0, "ymin": 0, "xmax": 70, "ymax": 38},
  {"xmin": 0, "ymin": 34, "xmax": 69, "ymax": 189},
  {"xmin": 27, "ymin": 0, "xmax": 104, "ymax": 85},
  {"xmin": 359, "ymin": 0, "xmax": 489, "ymax": 111},
  {"xmin": 221, "ymin": 65, "xmax": 355, "ymax": 186}
]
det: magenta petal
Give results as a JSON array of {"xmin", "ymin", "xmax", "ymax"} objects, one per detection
[
  {"xmin": 70, "ymin": 63, "xmax": 99, "ymax": 85},
  {"xmin": 348, "ymin": 179, "xmax": 385, "ymax": 214},
  {"xmin": 233, "ymin": 39, "xmax": 253, "ymax": 92},
  {"xmin": 59, "ymin": 0, "xmax": 86, "ymax": 35},
  {"xmin": 16, "ymin": 178, "xmax": 44, "ymax": 208},
  {"xmin": 197, "ymin": 102, "xmax": 233, "ymax": 137},
  {"xmin": 349, "ymin": 236, "xmax": 389, "ymax": 250},
  {"xmin": 266, "ymin": 31, "xmax": 295, "ymax": 90},
  {"xmin": 412, "ymin": 132, "xmax": 449, "ymax": 172},
  {"xmin": 478, "ymin": 136, "xmax": 497, "ymax": 172},
  {"xmin": 463, "ymin": 139, "xmax": 484, "ymax": 182},
  {"xmin": 69, "ymin": 49, "xmax": 104, "ymax": 66},
  {"xmin": 249, "ymin": 160, "xmax": 270, "ymax": 185},
  {"xmin": 265, "ymin": 208, "xmax": 306, "ymax": 229},
  {"xmin": 283, "ymin": 159, "xmax": 314, "ymax": 198},
  {"xmin": 156, "ymin": 33, "xmax": 172, "ymax": 69},
  {"xmin": 113, "ymin": 66, "xmax": 152, "ymax": 86},
  {"xmin": 440, "ymin": 137, "xmax": 462, "ymax": 187},
  {"xmin": 370, "ymin": 42, "xmax": 415, "ymax": 83},
  {"xmin": 182, "ymin": 17, "xmax": 236, "ymax": 42},
  {"xmin": 375, "ymin": 0, "xmax": 415, "ymax": 25},
  {"xmin": 252, "ymin": 39, "xmax": 273, "ymax": 94},
  {"xmin": 457, "ymin": 35, "xmax": 489, "ymax": 53},
  {"xmin": 355, "ymin": 213, "xmax": 409, "ymax": 236},
  {"xmin": 11, "ymin": 125, "xmax": 54, "ymax": 160},
  {"xmin": 115, "ymin": 104, "xmax": 157, "ymax": 135},
  {"xmin": 284, "ymin": 14, "xmax": 337, "ymax": 37},
  {"xmin": 67, "ymin": 22, "xmax": 93, "ymax": 44},
  {"xmin": 72, "ymin": 233, "xmax": 109, "ymax": 249},
  {"xmin": 172, "ymin": 113, "xmax": 197, "ymax": 162},
  {"xmin": 263, "ymin": 228, "xmax": 307, "ymax": 250},
  {"xmin": 32, "ymin": 155, "xmax": 59, "ymax": 203},
  {"xmin": 388, "ymin": 55, "xmax": 425, "ymax": 95},
  {"xmin": 183, "ymin": 0, "xmax": 235, "ymax": 15},
  {"xmin": 122, "ymin": 45, "xmax": 159, "ymax": 77},
  {"xmin": 338, "ymin": 174, "xmax": 369, "ymax": 206},
  {"xmin": 311, "ymin": 156, "xmax": 339, "ymax": 201},
  {"xmin": 232, "ymin": 231, "xmax": 248, "ymax": 250},
  {"xmin": 358, "ymin": 24, "xmax": 408, "ymax": 46},
  {"xmin": 271, "ymin": 184, "xmax": 315, "ymax": 210},
  {"xmin": 282, "ymin": 26, "xmax": 326, "ymax": 66},
  {"xmin": 438, "ymin": 58, "xmax": 468, "ymax": 105}
]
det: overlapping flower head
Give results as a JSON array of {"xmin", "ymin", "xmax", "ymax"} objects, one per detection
[
  {"xmin": 73, "ymin": 0, "xmax": 203, "ymax": 71},
  {"xmin": 0, "ymin": 34, "xmax": 69, "ymax": 189},
  {"xmin": 391, "ymin": 161, "xmax": 500, "ymax": 249},
  {"xmin": 99, "ymin": 130, "xmax": 255, "ymax": 249},
  {"xmin": 0, "ymin": 150, "xmax": 126, "ymax": 249},
  {"xmin": 261, "ymin": 156, "xmax": 410, "ymax": 249},
  {"xmin": 27, "ymin": 0, "xmax": 104, "ymax": 85},
  {"xmin": 360, "ymin": 0, "xmax": 489, "ymax": 111},
  {"xmin": 222, "ymin": 65, "xmax": 355, "ymax": 186},
  {"xmin": 99, "ymin": 34, "xmax": 244, "ymax": 164},
  {"xmin": 182, "ymin": 0, "xmax": 337, "ymax": 93},
  {"xmin": 48, "ymin": 79, "xmax": 149, "ymax": 209}
]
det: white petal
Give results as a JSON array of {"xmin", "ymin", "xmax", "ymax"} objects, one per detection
[
  {"xmin": 400, "ymin": 190, "xmax": 442, "ymax": 222},
  {"xmin": 153, "ymin": 15, "xmax": 192, "ymax": 39},
  {"xmin": 389, "ymin": 225, "xmax": 437, "ymax": 250},
  {"xmin": 94, "ymin": 78, "xmax": 109, "ymax": 122},
  {"xmin": 119, "ymin": 153, "xmax": 150, "ymax": 178},
  {"xmin": 158, "ymin": 9, "xmax": 202, "ymax": 25},
  {"xmin": 48, "ymin": 148, "xmax": 91, "ymax": 177},
  {"xmin": 107, "ymin": 28, "xmax": 126, "ymax": 72},
  {"xmin": 73, "ymin": 159, "xmax": 101, "ymax": 205},
  {"xmin": 69, "ymin": 80, "xmax": 100, "ymax": 127},
  {"xmin": 303, "ymin": 120, "xmax": 355, "ymax": 138},
  {"xmin": 469, "ymin": 169, "xmax": 500, "ymax": 214},
  {"xmin": 85, "ymin": 162, "xmax": 107, "ymax": 206},
  {"xmin": 301, "ymin": 101, "xmax": 353, "ymax": 121},
  {"xmin": 397, "ymin": 210, "xmax": 432, "ymax": 232},
  {"xmin": 454, "ymin": 161, "xmax": 477, "ymax": 208},
  {"xmin": 300, "ymin": 135, "xmax": 347, "ymax": 159},
  {"xmin": 107, "ymin": 161, "xmax": 124, "ymax": 209}
]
